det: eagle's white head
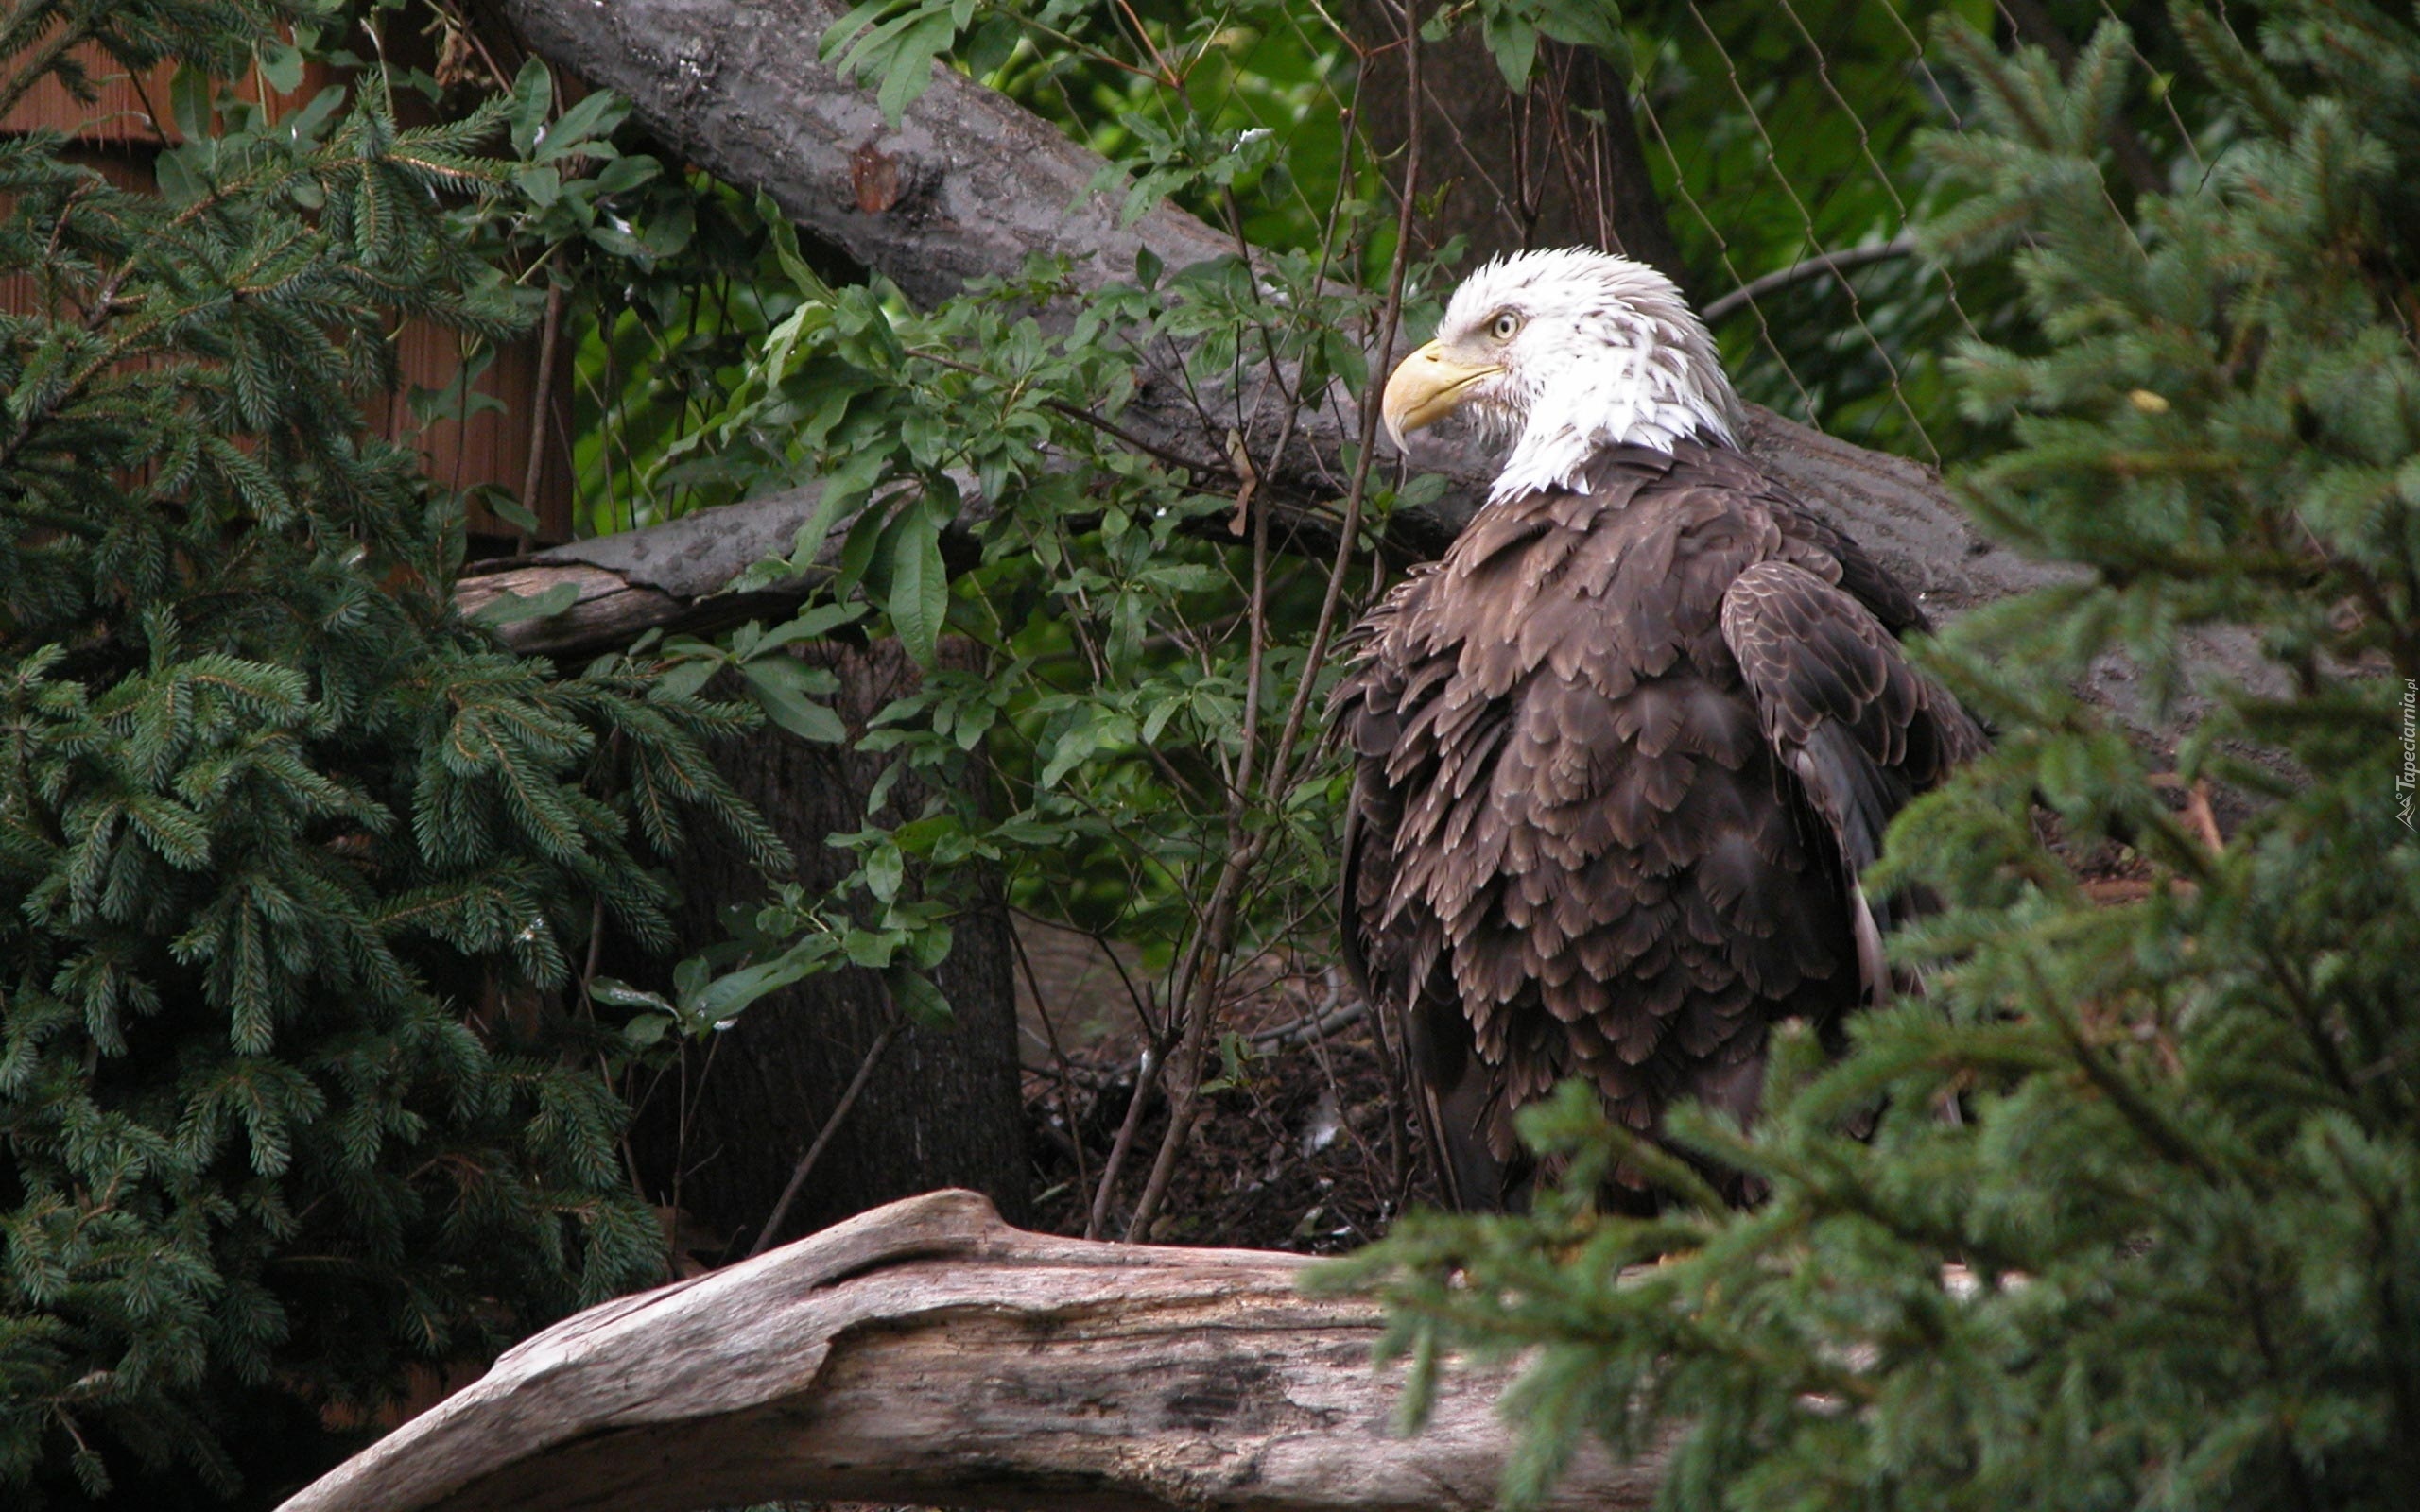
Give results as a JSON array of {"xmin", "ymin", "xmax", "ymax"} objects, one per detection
[{"xmin": 1380, "ymin": 249, "xmax": 1743, "ymax": 504}]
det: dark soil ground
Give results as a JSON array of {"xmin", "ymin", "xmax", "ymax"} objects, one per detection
[{"xmin": 1015, "ymin": 953, "xmax": 1443, "ymax": 1254}]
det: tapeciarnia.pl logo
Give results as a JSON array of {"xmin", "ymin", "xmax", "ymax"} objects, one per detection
[{"xmin": 2400, "ymin": 679, "xmax": 2417, "ymax": 831}]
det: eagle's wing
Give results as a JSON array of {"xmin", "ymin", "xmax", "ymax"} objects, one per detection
[
  {"xmin": 1340, "ymin": 773, "xmax": 1512, "ymax": 1211},
  {"xmin": 1719, "ymin": 560, "xmax": 1987, "ymax": 998},
  {"xmin": 1770, "ymin": 504, "xmax": 1929, "ymax": 636},
  {"xmin": 1332, "ymin": 584, "xmax": 1519, "ymax": 1211}
]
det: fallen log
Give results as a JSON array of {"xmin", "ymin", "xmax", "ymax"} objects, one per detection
[{"xmin": 276, "ymin": 1189, "xmax": 1660, "ymax": 1512}]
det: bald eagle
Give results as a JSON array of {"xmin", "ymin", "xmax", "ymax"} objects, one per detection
[{"xmin": 1332, "ymin": 249, "xmax": 1984, "ymax": 1211}]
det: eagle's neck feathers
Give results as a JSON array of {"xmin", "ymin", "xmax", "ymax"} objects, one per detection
[{"xmin": 1491, "ymin": 328, "xmax": 1742, "ymax": 503}]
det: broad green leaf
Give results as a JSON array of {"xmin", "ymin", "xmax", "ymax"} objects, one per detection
[
  {"xmin": 965, "ymin": 13, "xmax": 1020, "ymax": 77},
  {"xmin": 820, "ymin": 0, "xmax": 900, "ymax": 61},
  {"xmin": 885, "ymin": 964, "xmax": 954, "ymax": 1028},
  {"xmin": 640, "ymin": 198, "xmax": 696, "ymax": 258},
  {"xmin": 908, "ymin": 920, "xmax": 954, "ymax": 971},
  {"xmin": 834, "ymin": 481, "xmax": 904, "ymax": 590},
  {"xmin": 1482, "ymin": 9, "xmax": 1540, "ymax": 91},
  {"xmin": 841, "ymin": 927, "xmax": 897, "ymax": 968},
  {"xmin": 738, "ymin": 652, "xmax": 841, "ymax": 698},
  {"xmin": 510, "ymin": 57, "xmax": 552, "ymax": 157},
  {"xmin": 541, "ymin": 88, "xmax": 629, "ymax": 160},
  {"xmin": 592, "ymin": 153, "xmax": 658, "ymax": 195},
  {"xmin": 1535, "ymin": 0, "xmax": 1627, "ymax": 58},
  {"xmin": 1323, "ymin": 329, "xmax": 1370, "ymax": 396},
  {"xmin": 652, "ymin": 656, "xmax": 720, "ymax": 702},
  {"xmin": 877, "ymin": 10, "xmax": 959, "ymax": 126},
  {"xmin": 763, "ymin": 601, "xmax": 867, "ymax": 647},
  {"xmin": 257, "ymin": 42, "xmax": 305, "ymax": 94},
  {"xmin": 682, "ymin": 952, "xmax": 823, "ymax": 1027},
  {"xmin": 741, "ymin": 659, "xmax": 848, "ymax": 743},
  {"xmin": 485, "ymin": 493, "xmax": 542, "ymax": 534},
  {"xmin": 863, "ymin": 841, "xmax": 905, "ymax": 902},
  {"xmin": 590, "ymin": 976, "xmax": 676, "ymax": 1014},
  {"xmin": 887, "ymin": 507, "xmax": 948, "ymax": 667},
  {"xmin": 281, "ymin": 84, "xmax": 347, "ymax": 146},
  {"xmin": 784, "ymin": 473, "xmax": 861, "ymax": 576},
  {"xmin": 513, "ymin": 164, "xmax": 561, "ymax": 207},
  {"xmin": 168, "ymin": 64, "xmax": 213, "ymax": 144}
]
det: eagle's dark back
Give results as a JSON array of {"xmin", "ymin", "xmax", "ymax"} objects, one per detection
[{"xmin": 1333, "ymin": 439, "xmax": 1982, "ymax": 1210}]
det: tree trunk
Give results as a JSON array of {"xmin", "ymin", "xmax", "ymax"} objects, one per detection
[
  {"xmin": 277, "ymin": 1190, "xmax": 1663, "ymax": 1512},
  {"xmin": 1349, "ymin": 9, "xmax": 1690, "ymax": 285},
  {"xmin": 630, "ymin": 641, "xmax": 1028, "ymax": 1257}
]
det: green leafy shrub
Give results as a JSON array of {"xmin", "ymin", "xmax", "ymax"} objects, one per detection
[
  {"xmin": 0, "ymin": 3, "xmax": 775, "ymax": 1502},
  {"xmin": 1331, "ymin": 7, "xmax": 2420, "ymax": 1507}
]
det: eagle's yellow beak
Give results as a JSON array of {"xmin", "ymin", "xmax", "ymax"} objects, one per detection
[{"xmin": 1381, "ymin": 340, "xmax": 1502, "ymax": 453}]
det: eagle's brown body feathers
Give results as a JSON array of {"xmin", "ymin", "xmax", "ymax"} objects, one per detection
[{"xmin": 1333, "ymin": 439, "xmax": 1983, "ymax": 1209}]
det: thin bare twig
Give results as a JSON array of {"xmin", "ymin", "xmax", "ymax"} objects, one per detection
[
  {"xmin": 1251, "ymin": 995, "xmax": 1367, "ymax": 1050},
  {"xmin": 1083, "ymin": 1040, "xmax": 1162, "ymax": 1239},
  {"xmin": 517, "ymin": 266, "xmax": 566, "ymax": 549},
  {"xmin": 1006, "ymin": 912, "xmax": 1093, "ymax": 1205},
  {"xmin": 1117, "ymin": 0, "xmax": 1425, "ymax": 1244},
  {"xmin": 1701, "ymin": 235, "xmax": 1918, "ymax": 324},
  {"xmin": 750, "ymin": 1021, "xmax": 902, "ymax": 1256}
]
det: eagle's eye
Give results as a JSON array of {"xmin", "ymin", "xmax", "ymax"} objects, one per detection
[{"xmin": 1488, "ymin": 310, "xmax": 1522, "ymax": 342}]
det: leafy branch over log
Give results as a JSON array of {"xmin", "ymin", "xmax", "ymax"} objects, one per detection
[{"xmin": 480, "ymin": 0, "xmax": 2065, "ymax": 659}]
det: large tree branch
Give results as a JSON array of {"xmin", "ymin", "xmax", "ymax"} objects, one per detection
[
  {"xmin": 277, "ymin": 1190, "xmax": 1663, "ymax": 1512},
  {"xmin": 488, "ymin": 0, "xmax": 2066, "ymax": 638},
  {"xmin": 456, "ymin": 481, "xmax": 842, "ymax": 656},
  {"xmin": 505, "ymin": 0, "xmax": 1235, "ymax": 307}
]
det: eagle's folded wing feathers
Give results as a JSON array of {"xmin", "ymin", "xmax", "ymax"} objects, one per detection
[{"xmin": 1720, "ymin": 560, "xmax": 1988, "ymax": 999}]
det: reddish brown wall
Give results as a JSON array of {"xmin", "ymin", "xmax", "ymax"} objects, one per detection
[{"xmin": 0, "ymin": 38, "xmax": 575, "ymax": 543}]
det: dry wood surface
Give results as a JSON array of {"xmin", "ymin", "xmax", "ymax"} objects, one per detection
[{"xmin": 278, "ymin": 1189, "xmax": 1659, "ymax": 1512}]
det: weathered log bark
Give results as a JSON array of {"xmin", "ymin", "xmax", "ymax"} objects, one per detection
[
  {"xmin": 277, "ymin": 1189, "xmax": 1661, "ymax": 1512},
  {"xmin": 505, "ymin": 0, "xmax": 1234, "ymax": 310},
  {"xmin": 455, "ymin": 478, "xmax": 850, "ymax": 657}
]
